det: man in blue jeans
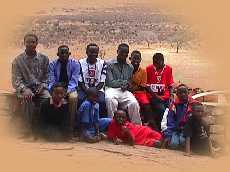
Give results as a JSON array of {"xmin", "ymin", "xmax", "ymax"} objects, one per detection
[{"xmin": 161, "ymin": 84, "xmax": 198, "ymax": 149}]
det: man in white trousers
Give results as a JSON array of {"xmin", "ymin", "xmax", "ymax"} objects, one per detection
[{"xmin": 105, "ymin": 43, "xmax": 142, "ymax": 124}]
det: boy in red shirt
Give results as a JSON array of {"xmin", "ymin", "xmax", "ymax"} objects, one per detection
[
  {"xmin": 107, "ymin": 110, "xmax": 162, "ymax": 147},
  {"xmin": 146, "ymin": 53, "xmax": 174, "ymax": 130},
  {"xmin": 129, "ymin": 50, "xmax": 158, "ymax": 129}
]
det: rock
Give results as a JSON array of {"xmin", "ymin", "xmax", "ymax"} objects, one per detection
[{"xmin": 210, "ymin": 125, "xmax": 225, "ymax": 134}]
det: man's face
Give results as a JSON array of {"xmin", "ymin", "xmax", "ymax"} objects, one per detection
[
  {"xmin": 117, "ymin": 46, "xmax": 129, "ymax": 63},
  {"xmin": 131, "ymin": 53, "xmax": 141, "ymax": 68},
  {"xmin": 153, "ymin": 58, "xmax": 164, "ymax": 69},
  {"xmin": 88, "ymin": 94, "xmax": 98, "ymax": 104},
  {"xmin": 52, "ymin": 87, "xmax": 65, "ymax": 103},
  {"xmin": 24, "ymin": 36, "xmax": 38, "ymax": 52},
  {"xmin": 58, "ymin": 47, "xmax": 70, "ymax": 62},
  {"xmin": 87, "ymin": 46, "xmax": 99, "ymax": 64},
  {"xmin": 115, "ymin": 111, "xmax": 127, "ymax": 125},
  {"xmin": 176, "ymin": 86, "xmax": 189, "ymax": 102}
]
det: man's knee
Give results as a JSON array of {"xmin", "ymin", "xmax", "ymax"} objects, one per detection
[
  {"xmin": 105, "ymin": 94, "xmax": 114, "ymax": 103},
  {"xmin": 68, "ymin": 91, "xmax": 78, "ymax": 102},
  {"xmin": 128, "ymin": 99, "xmax": 140, "ymax": 109},
  {"xmin": 106, "ymin": 97, "xmax": 118, "ymax": 107},
  {"xmin": 39, "ymin": 89, "xmax": 50, "ymax": 99}
]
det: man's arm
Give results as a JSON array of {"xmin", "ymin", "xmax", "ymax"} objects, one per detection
[
  {"xmin": 106, "ymin": 64, "xmax": 128, "ymax": 88},
  {"xmin": 145, "ymin": 86, "xmax": 163, "ymax": 101},
  {"xmin": 131, "ymin": 70, "xmax": 147, "ymax": 92},
  {"xmin": 122, "ymin": 126, "xmax": 134, "ymax": 146},
  {"xmin": 167, "ymin": 66, "xmax": 175, "ymax": 101},
  {"xmin": 67, "ymin": 60, "xmax": 80, "ymax": 93},
  {"xmin": 96, "ymin": 82, "xmax": 104, "ymax": 91},
  {"xmin": 40, "ymin": 56, "xmax": 49, "ymax": 89},
  {"xmin": 163, "ymin": 110, "xmax": 176, "ymax": 139},
  {"xmin": 48, "ymin": 60, "xmax": 56, "ymax": 91},
  {"xmin": 79, "ymin": 82, "xmax": 88, "ymax": 93},
  {"xmin": 94, "ymin": 104, "xmax": 100, "ymax": 137},
  {"xmin": 96, "ymin": 61, "xmax": 107, "ymax": 90},
  {"xmin": 185, "ymin": 137, "xmax": 191, "ymax": 156},
  {"xmin": 12, "ymin": 59, "xmax": 26, "ymax": 93},
  {"xmin": 183, "ymin": 118, "xmax": 193, "ymax": 156}
]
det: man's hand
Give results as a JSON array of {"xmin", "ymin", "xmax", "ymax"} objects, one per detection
[
  {"xmin": 121, "ymin": 126, "xmax": 130, "ymax": 134},
  {"xmin": 145, "ymin": 85, "xmax": 157, "ymax": 96},
  {"xmin": 95, "ymin": 135, "xmax": 101, "ymax": 142},
  {"xmin": 169, "ymin": 93, "xmax": 174, "ymax": 105},
  {"xmin": 161, "ymin": 138, "xmax": 169, "ymax": 148},
  {"xmin": 35, "ymin": 84, "xmax": 44, "ymax": 95},
  {"xmin": 113, "ymin": 138, "xmax": 123, "ymax": 145},
  {"xmin": 121, "ymin": 126, "xmax": 135, "ymax": 146},
  {"xmin": 121, "ymin": 84, "xmax": 128, "ymax": 92},
  {"xmin": 22, "ymin": 88, "xmax": 34, "ymax": 103}
]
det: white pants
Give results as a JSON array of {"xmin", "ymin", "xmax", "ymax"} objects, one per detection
[{"xmin": 105, "ymin": 88, "xmax": 142, "ymax": 124}]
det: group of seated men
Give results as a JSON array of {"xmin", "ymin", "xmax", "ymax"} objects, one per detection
[{"xmin": 11, "ymin": 33, "xmax": 217, "ymax": 156}]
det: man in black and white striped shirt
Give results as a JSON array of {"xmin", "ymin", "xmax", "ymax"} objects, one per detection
[{"xmin": 78, "ymin": 43, "xmax": 107, "ymax": 117}]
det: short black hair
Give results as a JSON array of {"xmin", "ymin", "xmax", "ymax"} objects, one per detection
[
  {"xmin": 114, "ymin": 109, "xmax": 130, "ymax": 121},
  {"xmin": 86, "ymin": 87, "xmax": 98, "ymax": 97},
  {"xmin": 58, "ymin": 45, "xmax": 69, "ymax": 52},
  {"xmin": 153, "ymin": 53, "xmax": 164, "ymax": 62},
  {"xmin": 51, "ymin": 82, "xmax": 66, "ymax": 93},
  {"xmin": 131, "ymin": 50, "xmax": 141, "ymax": 58},
  {"xmin": 176, "ymin": 84, "xmax": 189, "ymax": 94},
  {"xmin": 118, "ymin": 43, "xmax": 129, "ymax": 50},
  {"xmin": 86, "ymin": 43, "xmax": 99, "ymax": 51},
  {"xmin": 24, "ymin": 33, "xmax": 38, "ymax": 42},
  {"xmin": 177, "ymin": 84, "xmax": 188, "ymax": 90}
]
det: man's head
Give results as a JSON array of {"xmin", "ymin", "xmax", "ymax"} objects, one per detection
[
  {"xmin": 57, "ymin": 45, "xmax": 71, "ymax": 62},
  {"xmin": 130, "ymin": 50, "xmax": 141, "ymax": 69},
  {"xmin": 86, "ymin": 43, "xmax": 99, "ymax": 64},
  {"xmin": 51, "ymin": 83, "xmax": 66, "ymax": 103},
  {"xmin": 192, "ymin": 102, "xmax": 205, "ymax": 119},
  {"xmin": 153, "ymin": 53, "xmax": 164, "ymax": 69},
  {"xmin": 117, "ymin": 43, "xmax": 129, "ymax": 63},
  {"xmin": 86, "ymin": 87, "xmax": 98, "ymax": 104},
  {"xmin": 176, "ymin": 84, "xmax": 189, "ymax": 103},
  {"xmin": 114, "ymin": 110, "xmax": 127, "ymax": 125},
  {"xmin": 24, "ymin": 33, "xmax": 38, "ymax": 52}
]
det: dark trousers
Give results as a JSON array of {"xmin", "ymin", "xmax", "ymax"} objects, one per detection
[{"xmin": 150, "ymin": 98, "xmax": 169, "ymax": 130}]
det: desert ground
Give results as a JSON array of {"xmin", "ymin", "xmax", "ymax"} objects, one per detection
[{"xmin": 0, "ymin": 1, "xmax": 228, "ymax": 171}]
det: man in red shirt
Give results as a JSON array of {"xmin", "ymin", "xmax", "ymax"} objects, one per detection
[{"xmin": 146, "ymin": 53, "xmax": 174, "ymax": 130}]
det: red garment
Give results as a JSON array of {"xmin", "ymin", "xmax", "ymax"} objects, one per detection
[
  {"xmin": 108, "ymin": 120, "xmax": 162, "ymax": 147},
  {"xmin": 146, "ymin": 64, "xmax": 174, "ymax": 101},
  {"xmin": 170, "ymin": 96, "xmax": 199, "ymax": 127},
  {"xmin": 133, "ymin": 91, "xmax": 150, "ymax": 105}
]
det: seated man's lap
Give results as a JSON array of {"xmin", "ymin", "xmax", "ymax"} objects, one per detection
[
  {"xmin": 68, "ymin": 91, "xmax": 78, "ymax": 100},
  {"xmin": 133, "ymin": 91, "xmax": 150, "ymax": 105}
]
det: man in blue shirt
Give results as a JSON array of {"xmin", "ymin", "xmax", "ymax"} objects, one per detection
[
  {"xmin": 161, "ymin": 84, "xmax": 197, "ymax": 149},
  {"xmin": 48, "ymin": 45, "xmax": 80, "ymax": 134}
]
